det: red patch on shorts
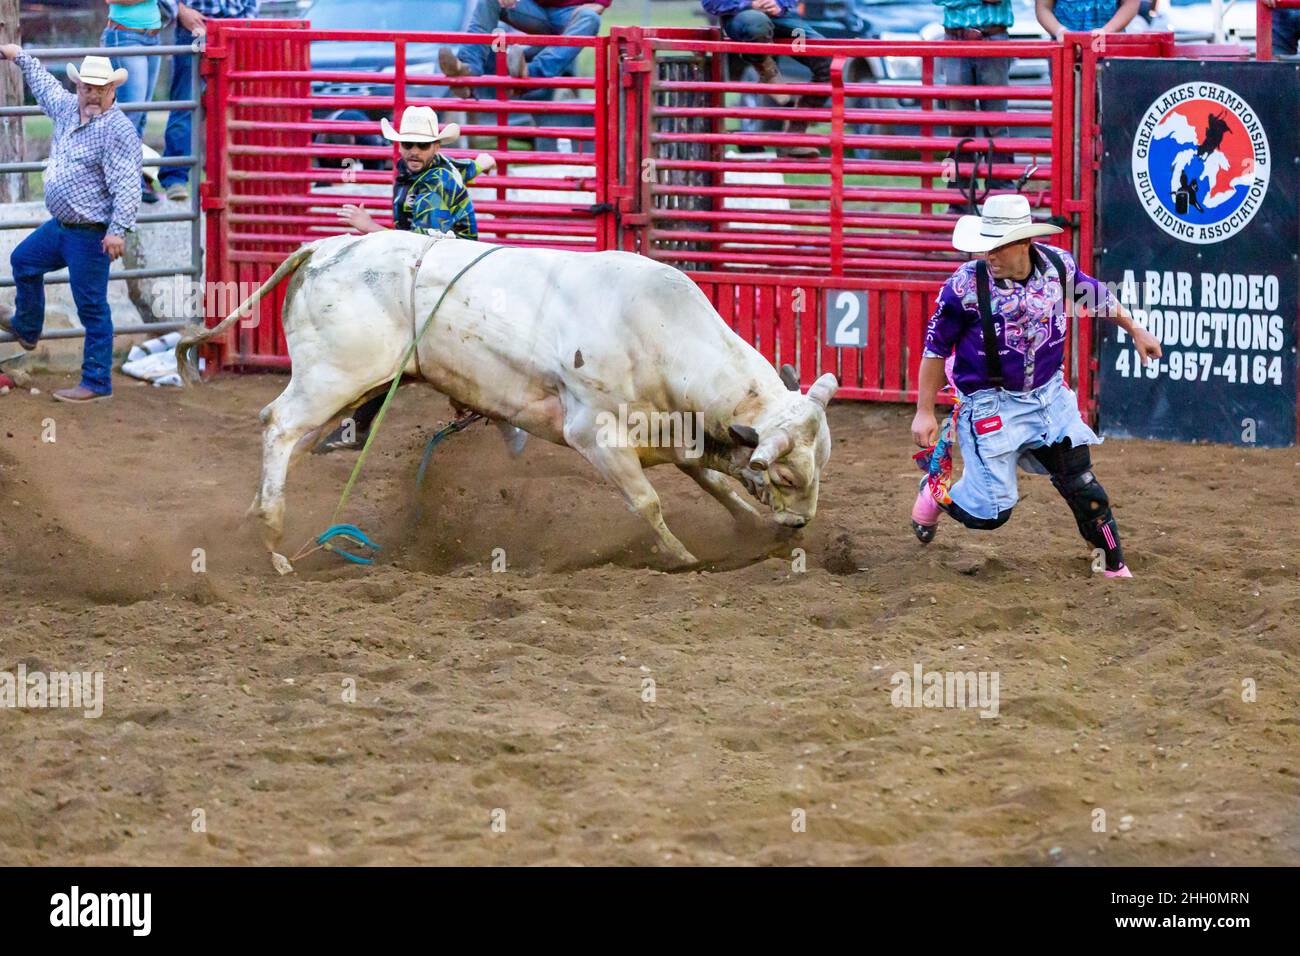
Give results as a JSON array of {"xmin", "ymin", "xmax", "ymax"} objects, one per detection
[{"xmin": 974, "ymin": 415, "xmax": 1003, "ymax": 435}]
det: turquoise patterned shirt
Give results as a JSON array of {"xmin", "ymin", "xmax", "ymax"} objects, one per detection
[
  {"xmin": 1051, "ymin": 0, "xmax": 1119, "ymax": 31},
  {"xmin": 933, "ymin": 0, "xmax": 1014, "ymax": 30}
]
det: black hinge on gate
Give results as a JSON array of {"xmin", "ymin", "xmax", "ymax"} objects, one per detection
[{"xmin": 581, "ymin": 203, "xmax": 615, "ymax": 216}]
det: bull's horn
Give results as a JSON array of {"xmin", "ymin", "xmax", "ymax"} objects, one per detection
[
  {"xmin": 749, "ymin": 428, "xmax": 792, "ymax": 471},
  {"xmin": 729, "ymin": 424, "xmax": 760, "ymax": 448},
  {"xmin": 807, "ymin": 372, "xmax": 838, "ymax": 409},
  {"xmin": 779, "ymin": 363, "xmax": 799, "ymax": 391}
]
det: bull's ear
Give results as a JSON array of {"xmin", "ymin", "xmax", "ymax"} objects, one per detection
[
  {"xmin": 729, "ymin": 424, "xmax": 760, "ymax": 448},
  {"xmin": 807, "ymin": 372, "xmax": 838, "ymax": 409},
  {"xmin": 779, "ymin": 364, "xmax": 800, "ymax": 391}
]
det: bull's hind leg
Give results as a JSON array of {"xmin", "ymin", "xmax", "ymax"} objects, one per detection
[
  {"xmin": 679, "ymin": 465, "xmax": 763, "ymax": 525},
  {"xmin": 565, "ymin": 416, "xmax": 696, "ymax": 566},
  {"xmin": 252, "ymin": 372, "xmax": 374, "ymax": 574}
]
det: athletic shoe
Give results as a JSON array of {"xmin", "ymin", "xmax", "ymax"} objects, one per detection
[
  {"xmin": 165, "ymin": 184, "xmax": 190, "ymax": 202},
  {"xmin": 911, "ymin": 478, "xmax": 941, "ymax": 544},
  {"xmin": 1104, "ymin": 564, "xmax": 1133, "ymax": 578},
  {"xmin": 312, "ymin": 421, "xmax": 368, "ymax": 454}
]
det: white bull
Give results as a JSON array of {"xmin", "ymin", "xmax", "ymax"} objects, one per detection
[{"xmin": 178, "ymin": 231, "xmax": 838, "ymax": 573}]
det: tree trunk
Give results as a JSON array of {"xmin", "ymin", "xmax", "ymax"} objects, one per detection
[{"xmin": 0, "ymin": 0, "xmax": 28, "ymax": 203}]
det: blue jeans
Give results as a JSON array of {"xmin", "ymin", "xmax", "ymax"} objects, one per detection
[
  {"xmin": 10, "ymin": 221, "xmax": 115, "ymax": 395},
  {"xmin": 459, "ymin": 0, "xmax": 601, "ymax": 79},
  {"xmin": 160, "ymin": 26, "xmax": 198, "ymax": 189},
  {"xmin": 720, "ymin": 11, "xmax": 831, "ymax": 89},
  {"xmin": 102, "ymin": 27, "xmax": 161, "ymax": 139},
  {"xmin": 1274, "ymin": 9, "xmax": 1300, "ymax": 56},
  {"xmin": 949, "ymin": 372, "xmax": 1099, "ymax": 520},
  {"xmin": 943, "ymin": 40, "xmax": 1013, "ymax": 196}
]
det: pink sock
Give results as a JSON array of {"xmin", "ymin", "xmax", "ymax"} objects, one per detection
[{"xmin": 912, "ymin": 485, "xmax": 941, "ymax": 526}]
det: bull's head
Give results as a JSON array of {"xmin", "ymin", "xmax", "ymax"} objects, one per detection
[{"xmin": 724, "ymin": 367, "xmax": 837, "ymax": 527}]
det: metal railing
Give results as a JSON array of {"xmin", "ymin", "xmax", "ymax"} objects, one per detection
[{"xmin": 0, "ymin": 42, "xmax": 204, "ymax": 307}]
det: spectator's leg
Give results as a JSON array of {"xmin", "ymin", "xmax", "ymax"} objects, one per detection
[
  {"xmin": 454, "ymin": 0, "xmax": 505, "ymax": 76},
  {"xmin": 159, "ymin": 26, "xmax": 195, "ymax": 191},
  {"xmin": 721, "ymin": 11, "xmax": 775, "ymax": 69},
  {"xmin": 765, "ymin": 16, "xmax": 829, "ymax": 159},
  {"xmin": 61, "ymin": 227, "xmax": 115, "ymax": 396},
  {"xmin": 515, "ymin": 4, "xmax": 602, "ymax": 79},
  {"xmin": 771, "ymin": 15, "xmax": 830, "ymax": 100},
  {"xmin": 9, "ymin": 220, "xmax": 65, "ymax": 345},
  {"xmin": 975, "ymin": 46, "xmax": 1013, "ymax": 191},
  {"xmin": 1277, "ymin": 10, "xmax": 1300, "ymax": 57},
  {"xmin": 944, "ymin": 54, "xmax": 979, "ymax": 209},
  {"xmin": 102, "ymin": 28, "xmax": 151, "ymax": 139}
]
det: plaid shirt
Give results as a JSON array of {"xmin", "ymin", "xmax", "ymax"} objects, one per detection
[
  {"xmin": 933, "ymin": 0, "xmax": 1014, "ymax": 30},
  {"xmin": 185, "ymin": 0, "xmax": 261, "ymax": 17},
  {"xmin": 17, "ymin": 54, "xmax": 141, "ymax": 237}
]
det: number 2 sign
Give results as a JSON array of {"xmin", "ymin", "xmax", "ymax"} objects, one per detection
[{"xmin": 824, "ymin": 290, "xmax": 867, "ymax": 348}]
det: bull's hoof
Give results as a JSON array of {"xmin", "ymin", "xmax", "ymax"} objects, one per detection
[
  {"xmin": 911, "ymin": 520, "xmax": 937, "ymax": 544},
  {"xmin": 271, "ymin": 552, "xmax": 295, "ymax": 576}
]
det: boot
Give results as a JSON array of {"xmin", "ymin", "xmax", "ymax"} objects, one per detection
[
  {"xmin": 755, "ymin": 55, "xmax": 791, "ymax": 107},
  {"xmin": 505, "ymin": 46, "xmax": 528, "ymax": 99},
  {"xmin": 777, "ymin": 95, "xmax": 823, "ymax": 160},
  {"xmin": 439, "ymin": 47, "xmax": 476, "ymax": 99}
]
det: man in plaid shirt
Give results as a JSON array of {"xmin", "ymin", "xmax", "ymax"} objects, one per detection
[{"xmin": 0, "ymin": 49, "xmax": 141, "ymax": 403}]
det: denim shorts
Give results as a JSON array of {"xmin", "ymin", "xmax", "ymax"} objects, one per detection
[{"xmin": 948, "ymin": 371, "xmax": 1101, "ymax": 520}]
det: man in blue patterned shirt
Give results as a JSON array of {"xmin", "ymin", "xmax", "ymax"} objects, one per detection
[
  {"xmin": 319, "ymin": 107, "xmax": 497, "ymax": 452},
  {"xmin": 1035, "ymin": 0, "xmax": 1139, "ymax": 37},
  {"xmin": 156, "ymin": 1, "xmax": 260, "ymax": 201},
  {"xmin": 0, "ymin": 50, "xmax": 141, "ymax": 403}
]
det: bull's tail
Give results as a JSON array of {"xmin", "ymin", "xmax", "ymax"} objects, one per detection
[{"xmin": 176, "ymin": 244, "xmax": 317, "ymax": 385}]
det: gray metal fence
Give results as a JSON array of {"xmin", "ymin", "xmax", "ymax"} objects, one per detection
[{"xmin": 0, "ymin": 41, "xmax": 203, "ymax": 337}]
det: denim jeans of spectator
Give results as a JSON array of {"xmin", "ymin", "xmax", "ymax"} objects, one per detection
[
  {"xmin": 721, "ymin": 10, "xmax": 831, "ymax": 91},
  {"xmin": 10, "ymin": 221, "xmax": 115, "ymax": 396},
  {"xmin": 102, "ymin": 27, "xmax": 161, "ymax": 139},
  {"xmin": 1274, "ymin": 9, "xmax": 1300, "ymax": 56},
  {"xmin": 458, "ymin": 0, "xmax": 601, "ymax": 80},
  {"xmin": 159, "ymin": 26, "xmax": 197, "ymax": 190},
  {"xmin": 943, "ymin": 43, "xmax": 1013, "ymax": 206}
]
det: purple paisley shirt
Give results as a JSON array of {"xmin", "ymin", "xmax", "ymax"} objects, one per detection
[{"xmin": 923, "ymin": 245, "xmax": 1115, "ymax": 395}]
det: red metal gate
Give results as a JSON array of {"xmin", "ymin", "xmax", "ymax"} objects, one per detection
[{"xmin": 201, "ymin": 20, "xmax": 1205, "ymax": 418}]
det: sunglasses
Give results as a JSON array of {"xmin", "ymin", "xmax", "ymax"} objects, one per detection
[{"xmin": 398, "ymin": 141, "xmax": 436, "ymax": 150}]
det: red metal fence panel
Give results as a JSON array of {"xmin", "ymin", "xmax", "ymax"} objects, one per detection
[{"xmin": 202, "ymin": 22, "xmax": 1236, "ymax": 422}]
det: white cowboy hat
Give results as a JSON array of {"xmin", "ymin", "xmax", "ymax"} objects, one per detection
[
  {"xmin": 379, "ymin": 106, "xmax": 460, "ymax": 144},
  {"xmin": 66, "ymin": 56, "xmax": 129, "ymax": 88},
  {"xmin": 952, "ymin": 193, "xmax": 1062, "ymax": 253}
]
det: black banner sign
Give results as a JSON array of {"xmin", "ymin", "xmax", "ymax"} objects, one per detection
[{"xmin": 1096, "ymin": 60, "xmax": 1299, "ymax": 447}]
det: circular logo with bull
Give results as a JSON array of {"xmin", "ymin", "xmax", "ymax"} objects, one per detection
[{"xmin": 1131, "ymin": 82, "xmax": 1269, "ymax": 245}]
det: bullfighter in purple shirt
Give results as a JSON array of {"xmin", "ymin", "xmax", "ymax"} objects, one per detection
[{"xmin": 909, "ymin": 194, "xmax": 1162, "ymax": 577}]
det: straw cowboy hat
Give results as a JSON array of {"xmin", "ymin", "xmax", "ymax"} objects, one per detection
[
  {"xmin": 952, "ymin": 193, "xmax": 1062, "ymax": 254},
  {"xmin": 66, "ymin": 55, "xmax": 129, "ymax": 88},
  {"xmin": 379, "ymin": 106, "xmax": 459, "ymax": 144}
]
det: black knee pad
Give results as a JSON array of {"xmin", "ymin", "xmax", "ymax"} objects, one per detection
[
  {"xmin": 1051, "ymin": 461, "xmax": 1110, "ymax": 527},
  {"xmin": 948, "ymin": 502, "xmax": 1014, "ymax": 530}
]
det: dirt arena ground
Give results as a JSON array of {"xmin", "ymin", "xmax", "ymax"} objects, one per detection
[{"xmin": 0, "ymin": 371, "xmax": 1296, "ymax": 865}]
